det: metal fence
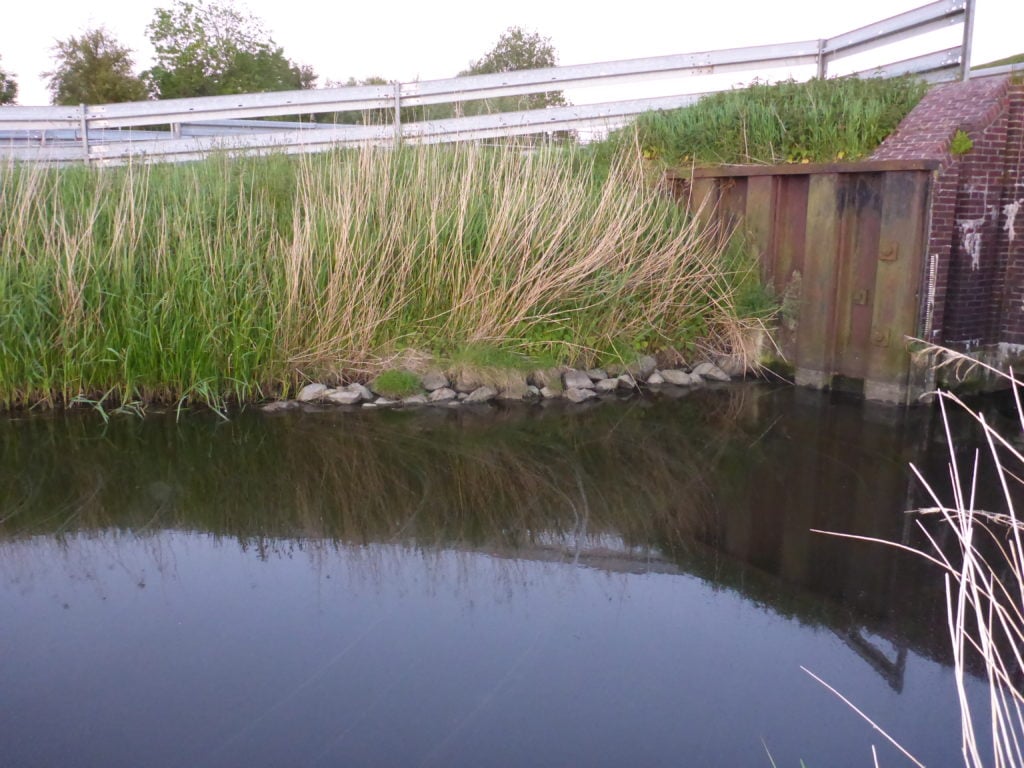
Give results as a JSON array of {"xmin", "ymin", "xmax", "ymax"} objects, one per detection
[{"xmin": 0, "ymin": 0, "xmax": 975, "ymax": 166}]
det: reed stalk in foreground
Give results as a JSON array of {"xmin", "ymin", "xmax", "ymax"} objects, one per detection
[
  {"xmin": 0, "ymin": 144, "xmax": 767, "ymax": 410},
  {"xmin": 818, "ymin": 348, "xmax": 1024, "ymax": 767}
]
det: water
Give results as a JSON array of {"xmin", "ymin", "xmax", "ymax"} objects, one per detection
[{"xmin": 0, "ymin": 384, "xmax": 1008, "ymax": 767}]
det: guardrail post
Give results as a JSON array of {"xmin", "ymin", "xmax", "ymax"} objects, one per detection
[
  {"xmin": 960, "ymin": 0, "xmax": 975, "ymax": 80},
  {"xmin": 79, "ymin": 103, "xmax": 90, "ymax": 164},
  {"xmin": 393, "ymin": 82, "xmax": 402, "ymax": 147}
]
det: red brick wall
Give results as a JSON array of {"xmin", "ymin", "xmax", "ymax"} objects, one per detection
[
  {"xmin": 871, "ymin": 75, "xmax": 1024, "ymax": 358},
  {"xmin": 998, "ymin": 85, "xmax": 1024, "ymax": 347}
]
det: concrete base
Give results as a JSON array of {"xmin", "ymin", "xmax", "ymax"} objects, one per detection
[{"xmin": 794, "ymin": 369, "xmax": 829, "ymax": 389}]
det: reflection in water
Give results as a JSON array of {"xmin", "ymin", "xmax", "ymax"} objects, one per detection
[{"xmin": 0, "ymin": 384, "xmax": 1005, "ymax": 767}]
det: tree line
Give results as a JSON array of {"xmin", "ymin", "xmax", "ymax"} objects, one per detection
[{"xmin": 0, "ymin": 0, "xmax": 562, "ymax": 112}]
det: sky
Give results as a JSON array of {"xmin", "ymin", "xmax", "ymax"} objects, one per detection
[{"xmin": 1, "ymin": 0, "xmax": 1021, "ymax": 107}]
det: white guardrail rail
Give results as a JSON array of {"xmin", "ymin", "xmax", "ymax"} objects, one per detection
[{"xmin": 0, "ymin": 0, "xmax": 976, "ymax": 166}]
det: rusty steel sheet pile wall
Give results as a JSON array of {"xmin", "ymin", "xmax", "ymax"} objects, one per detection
[
  {"xmin": 670, "ymin": 73, "xmax": 1024, "ymax": 402},
  {"xmin": 670, "ymin": 163, "xmax": 935, "ymax": 403}
]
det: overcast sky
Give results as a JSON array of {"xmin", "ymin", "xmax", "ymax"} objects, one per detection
[{"xmin": 1, "ymin": 0, "xmax": 1021, "ymax": 107}]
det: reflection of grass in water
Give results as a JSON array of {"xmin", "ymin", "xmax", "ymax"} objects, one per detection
[
  {"xmin": 0, "ymin": 385, "xmax": 963, "ymax": 669},
  {"xmin": 0, "ymin": 387, "xmax": 772, "ymax": 553}
]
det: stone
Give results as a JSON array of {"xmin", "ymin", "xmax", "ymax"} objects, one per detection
[
  {"xmin": 373, "ymin": 397, "xmax": 397, "ymax": 407},
  {"xmin": 646, "ymin": 371, "xmax": 665, "ymax": 385},
  {"xmin": 528, "ymin": 367, "xmax": 561, "ymax": 389},
  {"xmin": 497, "ymin": 377, "xmax": 530, "ymax": 400},
  {"xmin": 605, "ymin": 355, "xmax": 657, "ymax": 379},
  {"xmin": 565, "ymin": 387, "xmax": 597, "ymax": 403},
  {"xmin": 345, "ymin": 383, "xmax": 373, "ymax": 402},
  {"xmin": 586, "ymin": 368, "xmax": 608, "ymax": 381},
  {"xmin": 428, "ymin": 387, "xmax": 457, "ymax": 403},
  {"xmin": 453, "ymin": 369, "xmax": 485, "ymax": 393},
  {"xmin": 465, "ymin": 386, "xmax": 498, "ymax": 403},
  {"xmin": 563, "ymin": 369, "xmax": 594, "ymax": 390},
  {"xmin": 261, "ymin": 400, "xmax": 296, "ymax": 412},
  {"xmin": 661, "ymin": 369, "xmax": 694, "ymax": 386},
  {"xmin": 402, "ymin": 394, "xmax": 428, "ymax": 406},
  {"xmin": 617, "ymin": 374, "xmax": 638, "ymax": 390},
  {"xmin": 595, "ymin": 378, "xmax": 620, "ymax": 393},
  {"xmin": 421, "ymin": 371, "xmax": 450, "ymax": 392},
  {"xmin": 525, "ymin": 385, "xmax": 542, "ymax": 399},
  {"xmin": 540, "ymin": 386, "xmax": 560, "ymax": 399},
  {"xmin": 636, "ymin": 355, "xmax": 658, "ymax": 379},
  {"xmin": 715, "ymin": 355, "xmax": 749, "ymax": 378},
  {"xmin": 296, "ymin": 383, "xmax": 328, "ymax": 402},
  {"xmin": 325, "ymin": 388, "xmax": 363, "ymax": 405},
  {"xmin": 692, "ymin": 361, "xmax": 731, "ymax": 382}
]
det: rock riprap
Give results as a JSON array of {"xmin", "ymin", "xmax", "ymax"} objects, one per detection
[{"xmin": 262, "ymin": 356, "xmax": 753, "ymax": 412}]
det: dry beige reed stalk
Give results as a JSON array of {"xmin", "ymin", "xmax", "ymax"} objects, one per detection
[{"xmin": 814, "ymin": 344, "xmax": 1024, "ymax": 768}]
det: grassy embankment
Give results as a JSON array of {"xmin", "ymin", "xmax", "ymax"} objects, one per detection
[
  {"xmin": 593, "ymin": 75, "xmax": 928, "ymax": 167},
  {"xmin": 0, "ymin": 145, "xmax": 762, "ymax": 411},
  {"xmin": 0, "ymin": 75, "xmax": 928, "ymax": 412},
  {"xmin": 975, "ymin": 52, "xmax": 1024, "ymax": 69}
]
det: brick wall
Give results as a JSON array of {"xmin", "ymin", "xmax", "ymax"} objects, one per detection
[
  {"xmin": 871, "ymin": 75, "xmax": 1024, "ymax": 359},
  {"xmin": 998, "ymin": 85, "xmax": 1024, "ymax": 347}
]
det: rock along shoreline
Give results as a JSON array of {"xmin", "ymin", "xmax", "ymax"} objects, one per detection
[{"xmin": 260, "ymin": 355, "xmax": 745, "ymax": 413}]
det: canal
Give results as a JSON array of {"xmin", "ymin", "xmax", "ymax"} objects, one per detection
[{"xmin": 0, "ymin": 383, "xmax": 1006, "ymax": 767}]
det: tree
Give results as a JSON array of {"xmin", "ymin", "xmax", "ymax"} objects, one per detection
[
  {"xmin": 318, "ymin": 76, "xmax": 392, "ymax": 125},
  {"xmin": 144, "ymin": 0, "xmax": 317, "ymax": 99},
  {"xmin": 458, "ymin": 27, "xmax": 567, "ymax": 114},
  {"xmin": 44, "ymin": 28, "xmax": 148, "ymax": 106},
  {"xmin": 464, "ymin": 27, "xmax": 560, "ymax": 77},
  {"xmin": 0, "ymin": 56, "xmax": 17, "ymax": 105}
]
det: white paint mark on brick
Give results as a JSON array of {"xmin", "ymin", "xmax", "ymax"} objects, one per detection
[
  {"xmin": 959, "ymin": 216, "xmax": 987, "ymax": 270},
  {"xmin": 1005, "ymin": 199, "xmax": 1023, "ymax": 242}
]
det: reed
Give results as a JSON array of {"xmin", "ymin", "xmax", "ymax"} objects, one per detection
[
  {"xmin": 911, "ymin": 358, "xmax": 1024, "ymax": 768},
  {"xmin": 818, "ymin": 348, "xmax": 1024, "ymax": 767},
  {"xmin": 0, "ymin": 143, "xmax": 763, "ymax": 410}
]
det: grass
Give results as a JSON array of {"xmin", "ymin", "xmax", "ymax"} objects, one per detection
[
  {"xmin": 443, "ymin": 342, "xmax": 554, "ymax": 372},
  {"xmin": 975, "ymin": 53, "xmax": 1024, "ymax": 69},
  {"xmin": 0, "ymin": 143, "xmax": 767, "ymax": 411},
  {"xmin": 370, "ymin": 369, "xmax": 422, "ymax": 399},
  {"xmin": 591, "ymin": 76, "xmax": 928, "ymax": 168}
]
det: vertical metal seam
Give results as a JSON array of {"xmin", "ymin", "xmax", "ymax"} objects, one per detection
[
  {"xmin": 393, "ymin": 82, "xmax": 402, "ymax": 146},
  {"xmin": 960, "ymin": 0, "xmax": 975, "ymax": 81},
  {"xmin": 79, "ymin": 103, "xmax": 90, "ymax": 164}
]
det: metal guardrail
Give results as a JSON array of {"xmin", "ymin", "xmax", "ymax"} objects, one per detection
[{"xmin": 0, "ymin": 0, "xmax": 974, "ymax": 165}]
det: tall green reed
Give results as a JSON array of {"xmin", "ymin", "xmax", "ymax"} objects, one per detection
[{"xmin": 0, "ymin": 143, "xmax": 761, "ymax": 409}]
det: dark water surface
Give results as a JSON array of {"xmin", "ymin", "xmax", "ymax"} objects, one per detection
[{"xmin": 0, "ymin": 384, "xmax": 1007, "ymax": 767}]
